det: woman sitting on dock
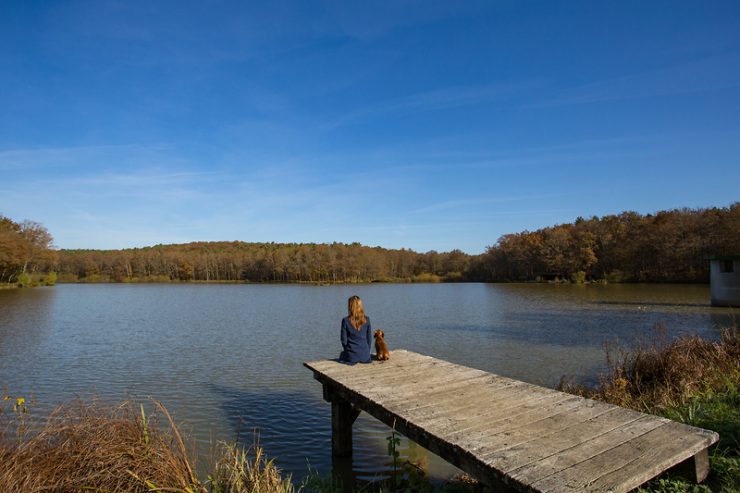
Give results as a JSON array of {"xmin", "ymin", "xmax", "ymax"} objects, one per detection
[{"xmin": 339, "ymin": 295, "xmax": 372, "ymax": 365}]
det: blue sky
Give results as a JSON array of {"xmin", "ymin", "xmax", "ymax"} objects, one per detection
[{"xmin": 1, "ymin": 1, "xmax": 739, "ymax": 253}]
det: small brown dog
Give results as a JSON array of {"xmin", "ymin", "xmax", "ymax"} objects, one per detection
[{"xmin": 374, "ymin": 329, "xmax": 390, "ymax": 361}]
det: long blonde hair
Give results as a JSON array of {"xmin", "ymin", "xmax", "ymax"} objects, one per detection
[{"xmin": 347, "ymin": 295, "xmax": 366, "ymax": 330}]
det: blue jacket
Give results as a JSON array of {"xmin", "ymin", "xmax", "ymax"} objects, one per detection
[{"xmin": 339, "ymin": 316, "xmax": 372, "ymax": 364}]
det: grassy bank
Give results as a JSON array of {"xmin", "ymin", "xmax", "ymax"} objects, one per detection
[{"xmin": 0, "ymin": 272, "xmax": 57, "ymax": 288}]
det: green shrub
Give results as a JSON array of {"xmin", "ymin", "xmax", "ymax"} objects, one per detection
[
  {"xmin": 443, "ymin": 271, "xmax": 464, "ymax": 282},
  {"xmin": 571, "ymin": 271, "xmax": 586, "ymax": 284},
  {"xmin": 45, "ymin": 272, "xmax": 57, "ymax": 286},
  {"xmin": 411, "ymin": 273, "xmax": 442, "ymax": 283},
  {"xmin": 16, "ymin": 272, "xmax": 32, "ymax": 287}
]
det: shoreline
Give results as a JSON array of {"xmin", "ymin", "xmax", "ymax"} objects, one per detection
[{"xmin": 52, "ymin": 278, "xmax": 711, "ymax": 286}]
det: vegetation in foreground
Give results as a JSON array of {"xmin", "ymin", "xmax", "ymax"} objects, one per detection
[
  {"xmin": 0, "ymin": 394, "xmax": 489, "ymax": 493},
  {"xmin": 0, "ymin": 396, "xmax": 297, "ymax": 493},
  {"xmin": 559, "ymin": 324, "xmax": 740, "ymax": 493}
]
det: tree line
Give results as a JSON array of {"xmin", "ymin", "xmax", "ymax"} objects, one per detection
[
  {"xmin": 472, "ymin": 203, "xmax": 740, "ymax": 283},
  {"xmin": 0, "ymin": 215, "xmax": 57, "ymax": 284},
  {"xmin": 53, "ymin": 242, "xmax": 471, "ymax": 283},
  {"xmin": 3, "ymin": 202, "xmax": 738, "ymax": 285}
]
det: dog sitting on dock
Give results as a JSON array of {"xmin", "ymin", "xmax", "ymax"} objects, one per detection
[{"xmin": 374, "ymin": 329, "xmax": 390, "ymax": 361}]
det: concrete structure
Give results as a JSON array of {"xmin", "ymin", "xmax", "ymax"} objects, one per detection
[{"xmin": 708, "ymin": 255, "xmax": 740, "ymax": 307}]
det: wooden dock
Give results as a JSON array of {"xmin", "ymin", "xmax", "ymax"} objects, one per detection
[{"xmin": 304, "ymin": 350, "xmax": 719, "ymax": 493}]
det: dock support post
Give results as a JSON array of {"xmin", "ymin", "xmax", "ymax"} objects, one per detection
[
  {"xmin": 671, "ymin": 448, "xmax": 710, "ymax": 483},
  {"xmin": 685, "ymin": 448, "xmax": 709, "ymax": 483},
  {"xmin": 689, "ymin": 448, "xmax": 710, "ymax": 483},
  {"xmin": 330, "ymin": 390, "xmax": 360, "ymax": 457}
]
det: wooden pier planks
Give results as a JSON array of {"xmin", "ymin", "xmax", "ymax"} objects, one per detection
[{"xmin": 304, "ymin": 350, "xmax": 718, "ymax": 493}]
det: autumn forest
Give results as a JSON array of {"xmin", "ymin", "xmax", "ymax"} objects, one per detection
[{"xmin": 1, "ymin": 203, "xmax": 738, "ymax": 286}]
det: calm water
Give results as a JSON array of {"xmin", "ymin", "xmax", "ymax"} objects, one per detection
[{"xmin": 0, "ymin": 283, "xmax": 734, "ymax": 482}]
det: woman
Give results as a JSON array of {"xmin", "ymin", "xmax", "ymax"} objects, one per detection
[{"xmin": 339, "ymin": 295, "xmax": 372, "ymax": 364}]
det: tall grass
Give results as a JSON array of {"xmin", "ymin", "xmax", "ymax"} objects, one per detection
[
  {"xmin": 0, "ymin": 398, "xmax": 203, "ymax": 493},
  {"xmin": 209, "ymin": 442, "xmax": 295, "ymax": 493},
  {"xmin": 0, "ymin": 397, "xmax": 299, "ymax": 493},
  {"xmin": 558, "ymin": 323, "xmax": 740, "ymax": 412}
]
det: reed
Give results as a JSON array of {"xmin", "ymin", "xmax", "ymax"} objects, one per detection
[
  {"xmin": 0, "ymin": 398, "xmax": 204, "ymax": 493},
  {"xmin": 209, "ymin": 442, "xmax": 295, "ymax": 493},
  {"xmin": 0, "ymin": 395, "xmax": 305, "ymax": 493}
]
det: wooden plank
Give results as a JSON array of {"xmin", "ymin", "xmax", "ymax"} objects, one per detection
[
  {"xmin": 331, "ymin": 362, "xmax": 460, "ymax": 392},
  {"xmin": 447, "ymin": 396, "xmax": 582, "ymax": 452},
  {"xmin": 398, "ymin": 379, "xmax": 532, "ymax": 423},
  {"xmin": 413, "ymin": 383, "xmax": 567, "ymax": 428},
  {"xmin": 343, "ymin": 368, "xmax": 444, "ymax": 395},
  {"xmin": 378, "ymin": 371, "xmax": 499, "ymax": 408},
  {"xmin": 460, "ymin": 399, "xmax": 604, "ymax": 456},
  {"xmin": 481, "ymin": 407, "xmax": 639, "ymax": 473},
  {"xmin": 447, "ymin": 395, "xmax": 589, "ymax": 454},
  {"xmin": 325, "ymin": 356, "xmax": 445, "ymax": 386},
  {"xmin": 532, "ymin": 421, "xmax": 718, "ymax": 493},
  {"xmin": 362, "ymin": 365, "xmax": 487, "ymax": 397},
  {"xmin": 413, "ymin": 390, "xmax": 580, "ymax": 437},
  {"xmin": 394, "ymin": 387, "xmax": 532, "ymax": 433},
  {"xmin": 336, "ymin": 369, "xmax": 491, "ymax": 412},
  {"xmin": 509, "ymin": 415, "xmax": 669, "ymax": 484},
  {"xmin": 387, "ymin": 376, "xmax": 527, "ymax": 415},
  {"xmin": 311, "ymin": 350, "xmax": 433, "ymax": 381},
  {"xmin": 442, "ymin": 393, "xmax": 613, "ymax": 444}
]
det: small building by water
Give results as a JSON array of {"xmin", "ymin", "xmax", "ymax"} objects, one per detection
[{"xmin": 708, "ymin": 255, "xmax": 740, "ymax": 307}]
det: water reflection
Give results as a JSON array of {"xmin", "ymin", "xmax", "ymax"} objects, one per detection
[
  {"xmin": 0, "ymin": 287, "xmax": 55, "ymax": 350},
  {"xmin": 208, "ymin": 384, "xmax": 329, "ymax": 475},
  {"xmin": 593, "ymin": 300, "xmax": 710, "ymax": 308}
]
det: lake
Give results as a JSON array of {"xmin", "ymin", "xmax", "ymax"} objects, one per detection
[{"xmin": 0, "ymin": 283, "xmax": 733, "ymax": 483}]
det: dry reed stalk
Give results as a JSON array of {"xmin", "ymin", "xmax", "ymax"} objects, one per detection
[
  {"xmin": 209, "ymin": 441, "xmax": 295, "ymax": 493},
  {"xmin": 559, "ymin": 324, "xmax": 740, "ymax": 412},
  {"xmin": 0, "ymin": 398, "xmax": 207, "ymax": 493}
]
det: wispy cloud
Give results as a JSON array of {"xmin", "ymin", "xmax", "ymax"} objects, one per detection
[
  {"xmin": 0, "ymin": 143, "xmax": 197, "ymax": 173},
  {"xmin": 410, "ymin": 194, "xmax": 561, "ymax": 215},
  {"xmin": 323, "ymin": 1, "xmax": 487, "ymax": 40},
  {"xmin": 0, "ymin": 145, "xmax": 140, "ymax": 171},
  {"xmin": 321, "ymin": 80, "xmax": 539, "ymax": 130},
  {"xmin": 534, "ymin": 53, "xmax": 740, "ymax": 108},
  {"xmin": 68, "ymin": 171, "xmax": 216, "ymax": 188}
]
